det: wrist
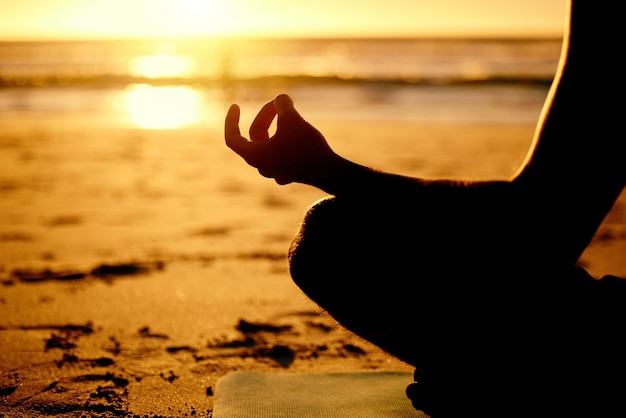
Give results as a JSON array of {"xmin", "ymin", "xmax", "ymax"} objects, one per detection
[{"xmin": 313, "ymin": 154, "xmax": 372, "ymax": 196}]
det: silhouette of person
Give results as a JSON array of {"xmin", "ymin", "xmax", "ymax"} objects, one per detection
[{"xmin": 225, "ymin": 0, "xmax": 625, "ymax": 415}]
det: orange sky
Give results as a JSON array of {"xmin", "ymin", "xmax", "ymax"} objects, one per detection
[{"xmin": 0, "ymin": 0, "xmax": 567, "ymax": 40}]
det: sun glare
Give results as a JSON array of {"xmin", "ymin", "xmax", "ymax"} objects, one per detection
[
  {"xmin": 154, "ymin": 0, "xmax": 241, "ymax": 37},
  {"xmin": 1, "ymin": 0, "xmax": 566, "ymax": 41},
  {"xmin": 124, "ymin": 84, "xmax": 203, "ymax": 129}
]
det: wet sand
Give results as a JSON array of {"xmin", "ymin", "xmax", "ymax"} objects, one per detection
[{"xmin": 1, "ymin": 113, "xmax": 624, "ymax": 417}]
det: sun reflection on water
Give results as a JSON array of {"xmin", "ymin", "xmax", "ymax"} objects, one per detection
[
  {"xmin": 124, "ymin": 84, "xmax": 203, "ymax": 129},
  {"xmin": 122, "ymin": 52, "xmax": 208, "ymax": 129}
]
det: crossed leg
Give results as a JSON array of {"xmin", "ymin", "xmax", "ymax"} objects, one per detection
[{"xmin": 288, "ymin": 1, "xmax": 625, "ymax": 415}]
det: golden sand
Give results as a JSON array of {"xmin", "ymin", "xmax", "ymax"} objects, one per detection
[{"xmin": 1, "ymin": 114, "xmax": 624, "ymax": 416}]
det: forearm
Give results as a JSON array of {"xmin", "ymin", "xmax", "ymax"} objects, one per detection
[
  {"xmin": 311, "ymin": 150, "xmax": 509, "ymax": 201},
  {"xmin": 311, "ymin": 153, "xmax": 425, "ymax": 197}
]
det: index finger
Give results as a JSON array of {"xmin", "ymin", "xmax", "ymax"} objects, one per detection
[{"xmin": 249, "ymin": 100, "xmax": 277, "ymax": 142}]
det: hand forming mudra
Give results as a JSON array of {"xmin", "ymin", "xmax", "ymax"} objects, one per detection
[{"xmin": 225, "ymin": 94, "xmax": 339, "ymax": 187}]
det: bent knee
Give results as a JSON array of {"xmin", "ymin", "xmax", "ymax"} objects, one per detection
[
  {"xmin": 288, "ymin": 196, "xmax": 399, "ymax": 292},
  {"xmin": 288, "ymin": 197, "xmax": 342, "ymax": 287}
]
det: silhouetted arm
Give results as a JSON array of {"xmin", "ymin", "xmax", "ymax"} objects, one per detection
[
  {"xmin": 225, "ymin": 94, "xmax": 486, "ymax": 198},
  {"xmin": 224, "ymin": 0, "xmax": 624, "ymax": 263},
  {"xmin": 512, "ymin": 0, "xmax": 625, "ymax": 257}
]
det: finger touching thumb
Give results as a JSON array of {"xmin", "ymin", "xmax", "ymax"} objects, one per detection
[{"xmin": 274, "ymin": 94, "xmax": 300, "ymax": 119}]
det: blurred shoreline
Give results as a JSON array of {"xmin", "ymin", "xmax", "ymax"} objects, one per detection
[
  {"xmin": 0, "ymin": 37, "xmax": 561, "ymax": 88},
  {"xmin": 1, "ymin": 37, "xmax": 562, "ymax": 129}
]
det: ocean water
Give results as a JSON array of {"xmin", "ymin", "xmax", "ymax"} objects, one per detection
[{"xmin": 0, "ymin": 37, "xmax": 562, "ymax": 127}]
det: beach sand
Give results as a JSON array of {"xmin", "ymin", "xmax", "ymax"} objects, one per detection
[{"xmin": 1, "ymin": 112, "xmax": 624, "ymax": 417}]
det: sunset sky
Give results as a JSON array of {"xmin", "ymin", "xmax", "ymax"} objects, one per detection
[{"xmin": 0, "ymin": 0, "xmax": 567, "ymax": 40}]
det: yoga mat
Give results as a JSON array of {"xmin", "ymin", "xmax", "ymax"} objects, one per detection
[{"xmin": 212, "ymin": 370, "xmax": 427, "ymax": 417}]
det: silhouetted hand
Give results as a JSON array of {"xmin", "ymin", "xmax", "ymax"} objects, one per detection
[{"xmin": 225, "ymin": 94, "xmax": 340, "ymax": 186}]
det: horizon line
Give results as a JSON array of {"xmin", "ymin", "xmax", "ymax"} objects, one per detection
[{"xmin": 0, "ymin": 33, "xmax": 565, "ymax": 44}]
